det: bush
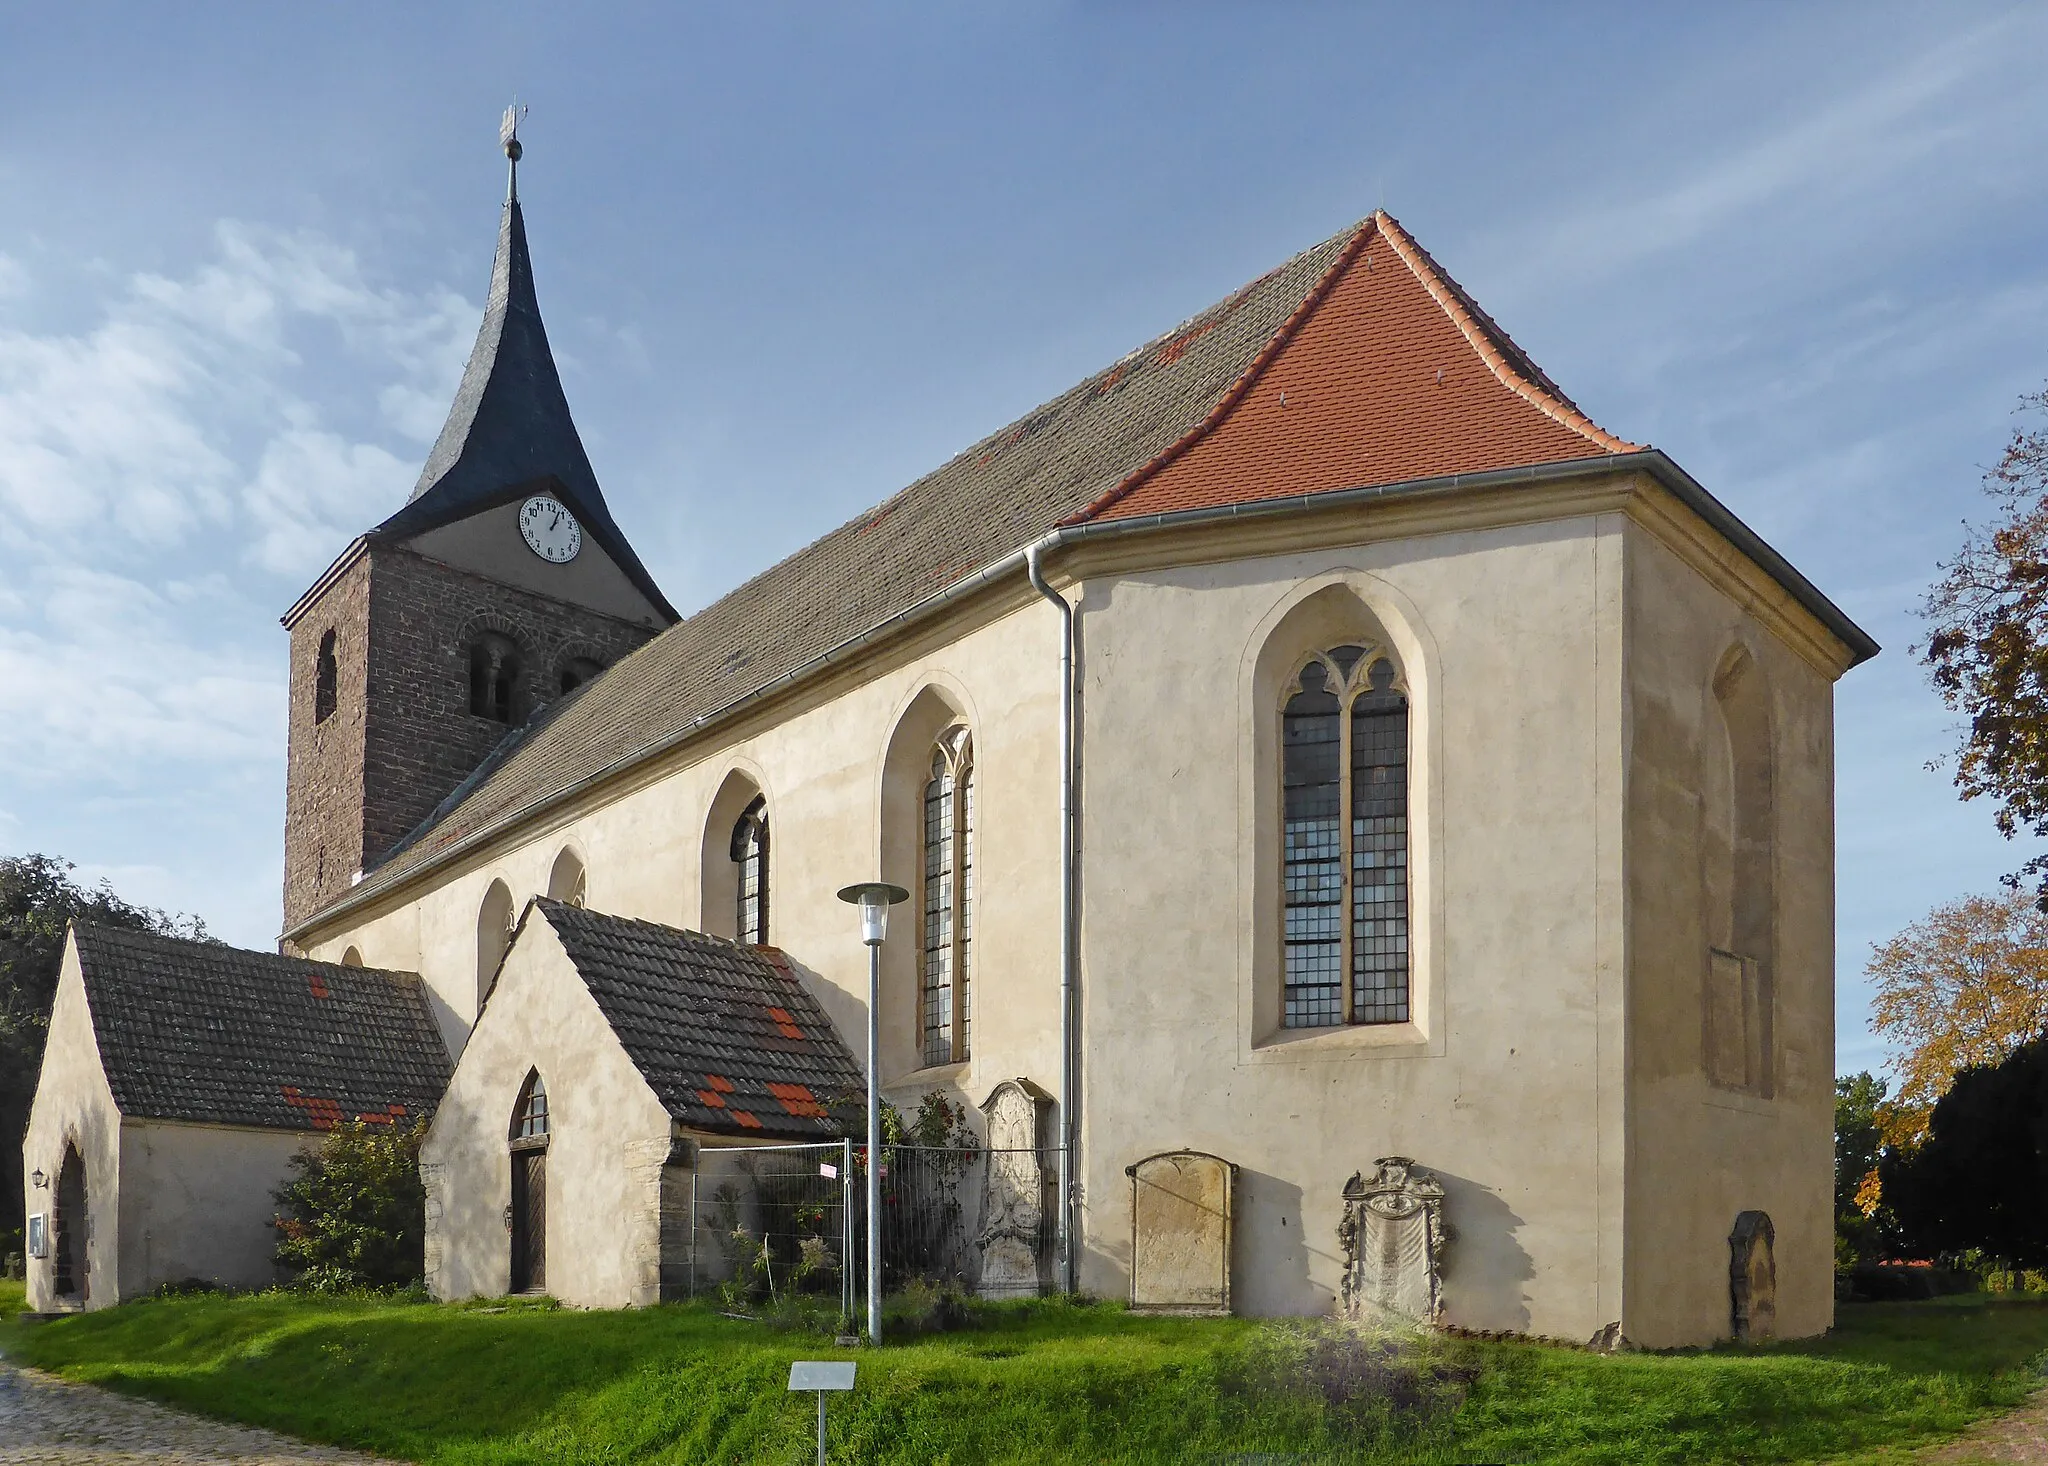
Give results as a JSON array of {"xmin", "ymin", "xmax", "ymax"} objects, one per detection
[{"xmin": 271, "ymin": 1118, "xmax": 428, "ymax": 1292}]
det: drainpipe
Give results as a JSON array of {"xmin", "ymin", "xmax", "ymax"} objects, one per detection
[{"xmin": 1024, "ymin": 535, "xmax": 1077, "ymax": 1295}]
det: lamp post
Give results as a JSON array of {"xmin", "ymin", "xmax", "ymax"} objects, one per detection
[{"xmin": 836, "ymin": 880, "xmax": 908, "ymax": 1346}]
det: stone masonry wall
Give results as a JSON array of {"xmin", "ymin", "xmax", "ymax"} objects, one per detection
[
  {"xmin": 283, "ymin": 554, "xmax": 372, "ymax": 929},
  {"xmin": 357, "ymin": 546, "xmax": 656, "ymax": 883},
  {"xmin": 282, "ymin": 543, "xmax": 656, "ymax": 932}
]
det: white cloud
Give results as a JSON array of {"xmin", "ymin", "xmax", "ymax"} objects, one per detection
[{"xmin": 244, "ymin": 427, "xmax": 412, "ymax": 575}]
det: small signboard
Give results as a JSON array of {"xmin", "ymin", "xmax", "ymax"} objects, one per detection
[{"xmin": 788, "ymin": 1361, "xmax": 856, "ymax": 1392}]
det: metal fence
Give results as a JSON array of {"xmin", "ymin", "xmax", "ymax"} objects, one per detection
[{"xmin": 668, "ymin": 1141, "xmax": 1060, "ymax": 1308}]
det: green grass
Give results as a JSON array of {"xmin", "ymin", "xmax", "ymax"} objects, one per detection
[
  {"xmin": 3, "ymin": 1291, "xmax": 2047, "ymax": 1464},
  {"xmin": 0, "ymin": 1277, "xmax": 23, "ymax": 1321}
]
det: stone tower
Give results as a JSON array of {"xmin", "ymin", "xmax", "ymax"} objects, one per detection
[{"xmin": 280, "ymin": 130, "xmax": 676, "ymax": 930}]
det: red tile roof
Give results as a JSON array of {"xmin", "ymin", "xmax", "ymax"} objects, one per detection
[{"xmin": 1076, "ymin": 211, "xmax": 1636, "ymax": 523}]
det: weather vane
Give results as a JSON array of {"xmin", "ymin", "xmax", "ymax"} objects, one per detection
[{"xmin": 501, "ymin": 101, "xmax": 527, "ymax": 200}]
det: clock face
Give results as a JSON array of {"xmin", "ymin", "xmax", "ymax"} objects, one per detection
[{"xmin": 519, "ymin": 496, "xmax": 582, "ymax": 563}]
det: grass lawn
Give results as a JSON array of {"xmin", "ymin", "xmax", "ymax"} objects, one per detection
[{"xmin": 3, "ymin": 1289, "xmax": 2047, "ymax": 1465}]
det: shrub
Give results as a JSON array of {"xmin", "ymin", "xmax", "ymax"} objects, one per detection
[{"xmin": 271, "ymin": 1117, "xmax": 428, "ymax": 1292}]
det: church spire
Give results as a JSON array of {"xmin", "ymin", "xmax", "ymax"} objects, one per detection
[{"xmin": 374, "ymin": 113, "xmax": 675, "ymax": 621}]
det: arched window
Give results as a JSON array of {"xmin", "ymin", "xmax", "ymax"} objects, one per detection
[
  {"xmin": 314, "ymin": 628, "xmax": 338, "ymax": 724},
  {"xmin": 1282, "ymin": 648, "xmax": 1409, "ymax": 1029},
  {"xmin": 477, "ymin": 879, "xmax": 515, "ymax": 1011},
  {"xmin": 731, "ymin": 796, "xmax": 769, "ymax": 945},
  {"xmin": 921, "ymin": 727, "xmax": 975, "ymax": 1066},
  {"xmin": 558, "ymin": 656, "xmax": 605, "ymax": 695},
  {"xmin": 508, "ymin": 1070, "xmax": 548, "ymax": 1294},
  {"xmin": 340, "ymin": 946, "xmax": 364, "ymax": 968},
  {"xmin": 469, "ymin": 634, "xmax": 522, "ymax": 723},
  {"xmin": 547, "ymin": 847, "xmax": 586, "ymax": 907}
]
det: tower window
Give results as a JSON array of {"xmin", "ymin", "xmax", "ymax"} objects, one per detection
[
  {"xmin": 469, "ymin": 634, "xmax": 522, "ymax": 724},
  {"xmin": 314, "ymin": 629, "xmax": 338, "ymax": 724},
  {"xmin": 558, "ymin": 657, "xmax": 605, "ymax": 695}
]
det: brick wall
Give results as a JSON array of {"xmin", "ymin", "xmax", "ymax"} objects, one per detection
[{"xmin": 282, "ymin": 543, "xmax": 658, "ymax": 929}]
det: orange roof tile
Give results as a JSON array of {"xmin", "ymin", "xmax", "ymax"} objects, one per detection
[{"xmin": 1076, "ymin": 211, "xmax": 1637, "ymax": 524}]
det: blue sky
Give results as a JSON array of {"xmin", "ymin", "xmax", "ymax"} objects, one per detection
[{"xmin": 2, "ymin": 4, "xmax": 2044, "ymax": 1074}]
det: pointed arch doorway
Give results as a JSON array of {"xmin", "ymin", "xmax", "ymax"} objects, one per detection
[
  {"xmin": 53, "ymin": 1144, "xmax": 88, "ymax": 1303},
  {"xmin": 509, "ymin": 1071, "xmax": 549, "ymax": 1294}
]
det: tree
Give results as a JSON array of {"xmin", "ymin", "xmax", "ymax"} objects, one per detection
[
  {"xmin": 1866, "ymin": 888, "xmax": 2048, "ymax": 1147},
  {"xmin": 272, "ymin": 1117, "xmax": 429, "ymax": 1291},
  {"xmin": 1923, "ymin": 385, "xmax": 2048, "ymax": 891},
  {"xmin": 0, "ymin": 854, "xmax": 211, "ymax": 1241},
  {"xmin": 1880, "ymin": 1035, "xmax": 2048, "ymax": 1269},
  {"xmin": 1834, "ymin": 1073, "xmax": 1902, "ymax": 1267}
]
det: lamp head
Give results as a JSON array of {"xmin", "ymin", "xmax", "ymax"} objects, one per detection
[
  {"xmin": 29, "ymin": 1167, "xmax": 45, "ymax": 1189},
  {"xmin": 836, "ymin": 882, "xmax": 910, "ymax": 945}
]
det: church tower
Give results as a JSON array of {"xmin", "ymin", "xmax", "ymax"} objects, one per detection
[{"xmin": 281, "ymin": 117, "xmax": 676, "ymax": 929}]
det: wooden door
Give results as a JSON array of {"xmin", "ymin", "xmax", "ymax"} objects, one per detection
[{"xmin": 511, "ymin": 1149, "xmax": 547, "ymax": 1293}]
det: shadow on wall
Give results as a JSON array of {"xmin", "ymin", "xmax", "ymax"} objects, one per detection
[
  {"xmin": 775, "ymin": 951, "xmax": 867, "ymax": 1094},
  {"xmin": 1435, "ymin": 1169, "xmax": 1533, "ymax": 1333},
  {"xmin": 1233, "ymin": 1167, "xmax": 1337, "ymax": 1316}
]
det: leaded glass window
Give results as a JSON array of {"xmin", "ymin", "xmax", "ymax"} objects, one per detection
[
  {"xmin": 1282, "ymin": 649, "xmax": 1409, "ymax": 1028},
  {"xmin": 732, "ymin": 796, "xmax": 769, "ymax": 945},
  {"xmin": 922, "ymin": 728, "xmax": 974, "ymax": 1066},
  {"xmin": 511, "ymin": 1070, "xmax": 549, "ymax": 1142}
]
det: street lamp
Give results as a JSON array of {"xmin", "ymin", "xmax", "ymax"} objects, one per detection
[{"xmin": 836, "ymin": 880, "xmax": 908, "ymax": 1346}]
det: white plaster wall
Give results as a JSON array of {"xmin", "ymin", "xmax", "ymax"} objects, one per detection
[
  {"xmin": 117, "ymin": 1121, "xmax": 307, "ymax": 1294},
  {"xmin": 311, "ymin": 590, "xmax": 1065, "ymax": 1126},
  {"xmin": 1070, "ymin": 516, "xmax": 1629, "ymax": 1341},
  {"xmin": 21, "ymin": 942, "xmax": 123, "ymax": 1311},
  {"xmin": 423, "ymin": 911, "xmax": 674, "ymax": 1307},
  {"xmin": 1621, "ymin": 523, "xmax": 1839, "ymax": 1346}
]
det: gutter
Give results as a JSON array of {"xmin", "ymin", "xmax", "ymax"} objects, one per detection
[{"xmin": 287, "ymin": 446, "xmax": 1876, "ymax": 948}]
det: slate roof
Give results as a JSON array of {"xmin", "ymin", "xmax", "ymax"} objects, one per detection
[
  {"xmin": 372, "ymin": 193, "xmax": 677, "ymax": 622},
  {"xmin": 71, "ymin": 924, "xmax": 450, "ymax": 1132},
  {"xmin": 299, "ymin": 208, "xmax": 1868, "ymax": 935},
  {"xmin": 537, "ymin": 900, "xmax": 862, "ymax": 1139}
]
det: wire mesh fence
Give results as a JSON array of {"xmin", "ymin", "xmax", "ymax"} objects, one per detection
[{"xmin": 668, "ymin": 1140, "xmax": 1061, "ymax": 1310}]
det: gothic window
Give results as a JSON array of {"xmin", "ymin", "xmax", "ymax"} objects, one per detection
[
  {"xmin": 477, "ymin": 879, "xmax": 515, "ymax": 1010},
  {"xmin": 921, "ymin": 728, "xmax": 975, "ymax": 1066},
  {"xmin": 340, "ymin": 946, "xmax": 364, "ymax": 968},
  {"xmin": 1282, "ymin": 648, "xmax": 1409, "ymax": 1029},
  {"xmin": 1704, "ymin": 647, "xmax": 1774, "ymax": 1095},
  {"xmin": 547, "ymin": 847, "xmax": 586, "ymax": 907},
  {"xmin": 731, "ymin": 796, "xmax": 769, "ymax": 945},
  {"xmin": 314, "ymin": 629, "xmax": 338, "ymax": 724},
  {"xmin": 558, "ymin": 657, "xmax": 604, "ymax": 695},
  {"xmin": 511, "ymin": 1070, "xmax": 550, "ymax": 1142},
  {"xmin": 469, "ymin": 634, "xmax": 522, "ymax": 723}
]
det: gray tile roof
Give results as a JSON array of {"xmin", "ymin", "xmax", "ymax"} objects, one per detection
[
  {"xmin": 71, "ymin": 924, "xmax": 450, "ymax": 1132},
  {"xmin": 537, "ymin": 900, "xmax": 862, "ymax": 1140},
  {"xmin": 323, "ymin": 219, "xmax": 1361, "ymax": 921},
  {"xmin": 373, "ymin": 197, "xmax": 677, "ymax": 622}
]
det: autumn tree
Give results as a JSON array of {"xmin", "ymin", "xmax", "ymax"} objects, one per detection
[
  {"xmin": 1923, "ymin": 385, "xmax": 2048, "ymax": 890},
  {"xmin": 1867, "ymin": 887, "xmax": 2048, "ymax": 1147}
]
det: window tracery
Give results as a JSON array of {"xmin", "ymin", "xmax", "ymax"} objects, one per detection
[
  {"xmin": 1282, "ymin": 647, "xmax": 1409, "ymax": 1029},
  {"xmin": 731, "ymin": 796, "xmax": 769, "ymax": 945},
  {"xmin": 922, "ymin": 727, "xmax": 975, "ymax": 1066}
]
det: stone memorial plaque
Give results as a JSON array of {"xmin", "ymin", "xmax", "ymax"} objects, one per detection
[
  {"xmin": 1339, "ymin": 1157, "xmax": 1447, "ymax": 1324},
  {"xmin": 1127, "ymin": 1150, "xmax": 1236, "ymax": 1314},
  {"xmin": 1729, "ymin": 1210, "xmax": 1776, "ymax": 1341}
]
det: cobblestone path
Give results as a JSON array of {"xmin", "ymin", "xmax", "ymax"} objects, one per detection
[
  {"xmin": 1920, "ymin": 1390, "xmax": 2048, "ymax": 1463},
  {"xmin": 0, "ymin": 1360, "xmax": 394, "ymax": 1466}
]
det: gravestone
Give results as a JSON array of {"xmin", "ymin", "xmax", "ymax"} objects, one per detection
[
  {"xmin": 1339, "ymin": 1157, "xmax": 1448, "ymax": 1324},
  {"xmin": 1729, "ymin": 1210, "xmax": 1776, "ymax": 1341},
  {"xmin": 976, "ymin": 1079, "xmax": 1052, "ymax": 1299},
  {"xmin": 1126, "ymin": 1151, "xmax": 1236, "ymax": 1313}
]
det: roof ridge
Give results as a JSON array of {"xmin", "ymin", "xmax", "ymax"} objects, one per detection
[
  {"xmin": 1371, "ymin": 210, "xmax": 1639, "ymax": 455},
  {"xmin": 1064, "ymin": 217, "xmax": 1376, "ymax": 524}
]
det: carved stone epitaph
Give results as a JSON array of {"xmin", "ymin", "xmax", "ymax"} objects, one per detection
[
  {"xmin": 1126, "ymin": 1151, "xmax": 1236, "ymax": 1314},
  {"xmin": 1729, "ymin": 1210, "xmax": 1776, "ymax": 1342},
  {"xmin": 976, "ymin": 1079, "xmax": 1052, "ymax": 1299},
  {"xmin": 1339, "ymin": 1157, "xmax": 1447, "ymax": 1324}
]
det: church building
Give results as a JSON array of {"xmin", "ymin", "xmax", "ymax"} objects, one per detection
[{"xmin": 23, "ymin": 125, "xmax": 1874, "ymax": 1345}]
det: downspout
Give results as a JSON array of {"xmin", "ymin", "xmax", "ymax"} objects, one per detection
[{"xmin": 1024, "ymin": 533, "xmax": 1077, "ymax": 1294}]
